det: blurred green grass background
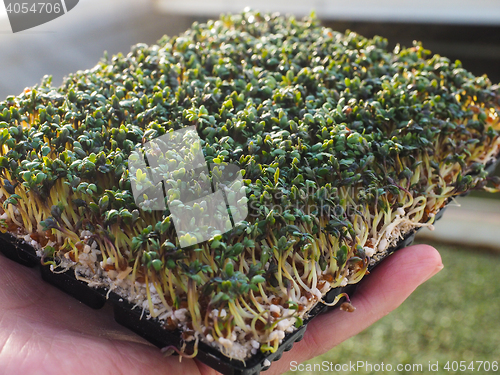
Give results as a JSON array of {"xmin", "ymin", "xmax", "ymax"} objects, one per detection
[{"xmin": 285, "ymin": 242, "xmax": 500, "ymax": 375}]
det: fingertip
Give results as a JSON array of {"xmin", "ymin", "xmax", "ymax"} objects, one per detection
[
  {"xmin": 411, "ymin": 244, "xmax": 444, "ymax": 280},
  {"xmin": 387, "ymin": 244, "xmax": 443, "ymax": 283}
]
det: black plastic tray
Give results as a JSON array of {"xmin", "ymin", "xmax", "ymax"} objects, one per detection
[{"xmin": 0, "ymin": 155, "xmax": 498, "ymax": 375}]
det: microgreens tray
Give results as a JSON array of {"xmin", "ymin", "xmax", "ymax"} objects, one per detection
[{"xmin": 1, "ymin": 9, "xmax": 500, "ymax": 375}]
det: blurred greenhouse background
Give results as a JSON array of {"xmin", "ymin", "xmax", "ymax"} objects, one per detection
[{"xmin": 1, "ymin": 0, "xmax": 499, "ymax": 373}]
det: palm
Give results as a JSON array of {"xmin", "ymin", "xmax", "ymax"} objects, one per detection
[{"xmin": 0, "ymin": 245, "xmax": 442, "ymax": 375}]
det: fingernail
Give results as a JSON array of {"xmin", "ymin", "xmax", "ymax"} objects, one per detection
[{"xmin": 424, "ymin": 263, "xmax": 444, "ymax": 282}]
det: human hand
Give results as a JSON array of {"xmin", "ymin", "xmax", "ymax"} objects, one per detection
[{"xmin": 0, "ymin": 244, "xmax": 443, "ymax": 375}]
